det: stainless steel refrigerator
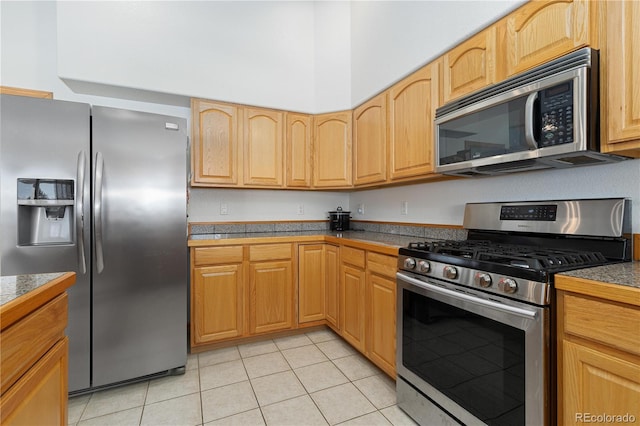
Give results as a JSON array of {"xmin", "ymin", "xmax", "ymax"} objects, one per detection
[{"xmin": 1, "ymin": 94, "xmax": 187, "ymax": 393}]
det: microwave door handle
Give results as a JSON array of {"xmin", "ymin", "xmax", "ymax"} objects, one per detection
[{"xmin": 524, "ymin": 92, "xmax": 539, "ymax": 150}]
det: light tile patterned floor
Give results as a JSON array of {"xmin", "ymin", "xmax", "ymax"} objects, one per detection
[{"xmin": 68, "ymin": 328, "xmax": 418, "ymax": 426}]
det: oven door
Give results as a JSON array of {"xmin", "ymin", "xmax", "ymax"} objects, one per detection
[{"xmin": 396, "ymin": 271, "xmax": 549, "ymax": 426}]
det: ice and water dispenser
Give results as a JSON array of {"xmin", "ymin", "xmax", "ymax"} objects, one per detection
[{"xmin": 17, "ymin": 178, "xmax": 75, "ymax": 245}]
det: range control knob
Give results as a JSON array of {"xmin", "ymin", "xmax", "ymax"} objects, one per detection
[
  {"xmin": 475, "ymin": 273, "xmax": 492, "ymax": 288},
  {"xmin": 404, "ymin": 258, "xmax": 416, "ymax": 270},
  {"xmin": 443, "ymin": 266, "xmax": 458, "ymax": 280},
  {"xmin": 418, "ymin": 260, "xmax": 431, "ymax": 273},
  {"xmin": 499, "ymin": 278, "xmax": 518, "ymax": 294}
]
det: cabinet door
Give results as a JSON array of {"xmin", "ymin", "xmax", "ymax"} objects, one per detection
[
  {"xmin": 503, "ymin": 0, "xmax": 590, "ymax": 77},
  {"xmin": 286, "ymin": 113, "xmax": 313, "ymax": 187},
  {"xmin": 191, "ymin": 99, "xmax": 240, "ymax": 186},
  {"xmin": 601, "ymin": 0, "xmax": 640, "ymax": 156},
  {"xmin": 249, "ymin": 260, "xmax": 294, "ymax": 334},
  {"xmin": 442, "ymin": 26, "xmax": 497, "ymax": 103},
  {"xmin": 193, "ymin": 264, "xmax": 244, "ymax": 344},
  {"xmin": 244, "ymin": 107, "xmax": 284, "ymax": 187},
  {"xmin": 340, "ymin": 263, "xmax": 366, "ymax": 352},
  {"xmin": 298, "ymin": 244, "xmax": 326, "ymax": 323},
  {"xmin": 313, "ymin": 111, "xmax": 352, "ymax": 188},
  {"xmin": 325, "ymin": 244, "xmax": 340, "ymax": 330},
  {"xmin": 366, "ymin": 272, "xmax": 396, "ymax": 378},
  {"xmin": 388, "ymin": 63, "xmax": 438, "ymax": 180},
  {"xmin": 561, "ymin": 340, "xmax": 640, "ymax": 425},
  {"xmin": 353, "ymin": 93, "xmax": 388, "ymax": 186},
  {"xmin": 1, "ymin": 338, "xmax": 67, "ymax": 425}
]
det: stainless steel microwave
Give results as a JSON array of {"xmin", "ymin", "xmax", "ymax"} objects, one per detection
[{"xmin": 435, "ymin": 48, "xmax": 628, "ymax": 177}]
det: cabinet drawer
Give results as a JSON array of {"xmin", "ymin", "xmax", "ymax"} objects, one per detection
[
  {"xmin": 249, "ymin": 244, "xmax": 292, "ymax": 262},
  {"xmin": 194, "ymin": 246, "xmax": 243, "ymax": 266},
  {"xmin": 0, "ymin": 293, "xmax": 67, "ymax": 394},
  {"xmin": 563, "ymin": 293, "xmax": 640, "ymax": 357},
  {"xmin": 342, "ymin": 246, "xmax": 365, "ymax": 268},
  {"xmin": 367, "ymin": 252, "xmax": 397, "ymax": 278}
]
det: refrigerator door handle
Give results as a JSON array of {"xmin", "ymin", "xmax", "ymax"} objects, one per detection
[
  {"xmin": 94, "ymin": 152, "xmax": 105, "ymax": 273},
  {"xmin": 76, "ymin": 151, "xmax": 87, "ymax": 274}
]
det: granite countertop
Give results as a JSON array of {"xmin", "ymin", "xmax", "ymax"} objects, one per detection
[
  {"xmin": 558, "ymin": 261, "xmax": 640, "ymax": 289},
  {"xmin": 189, "ymin": 230, "xmax": 426, "ymax": 250},
  {"xmin": 1, "ymin": 272, "xmax": 67, "ymax": 306}
]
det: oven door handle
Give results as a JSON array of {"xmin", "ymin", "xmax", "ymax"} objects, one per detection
[{"xmin": 397, "ymin": 272, "xmax": 538, "ymax": 320}]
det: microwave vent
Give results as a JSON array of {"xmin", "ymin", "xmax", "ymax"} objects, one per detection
[{"xmin": 551, "ymin": 155, "xmax": 605, "ymax": 166}]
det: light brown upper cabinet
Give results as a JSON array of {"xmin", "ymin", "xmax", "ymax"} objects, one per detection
[
  {"xmin": 502, "ymin": 0, "xmax": 591, "ymax": 77},
  {"xmin": 388, "ymin": 62, "xmax": 439, "ymax": 180},
  {"xmin": 313, "ymin": 111, "xmax": 353, "ymax": 188},
  {"xmin": 599, "ymin": 0, "xmax": 640, "ymax": 158},
  {"xmin": 286, "ymin": 113, "xmax": 313, "ymax": 188},
  {"xmin": 442, "ymin": 26, "xmax": 498, "ymax": 104},
  {"xmin": 191, "ymin": 99, "xmax": 240, "ymax": 186},
  {"xmin": 243, "ymin": 107, "xmax": 284, "ymax": 187},
  {"xmin": 353, "ymin": 93, "xmax": 388, "ymax": 186}
]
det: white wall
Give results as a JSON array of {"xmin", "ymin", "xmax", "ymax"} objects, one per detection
[
  {"xmin": 0, "ymin": 1, "xmax": 190, "ymax": 117},
  {"xmin": 314, "ymin": 1, "xmax": 351, "ymax": 112},
  {"xmin": 2, "ymin": 1, "xmax": 638, "ymax": 230},
  {"xmin": 188, "ymin": 188, "xmax": 349, "ymax": 222},
  {"xmin": 349, "ymin": 0, "xmax": 526, "ymax": 105},
  {"xmin": 350, "ymin": 160, "xmax": 640, "ymax": 231},
  {"xmin": 56, "ymin": 1, "xmax": 317, "ymax": 112}
]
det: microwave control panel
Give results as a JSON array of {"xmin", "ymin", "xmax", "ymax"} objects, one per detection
[{"xmin": 539, "ymin": 83, "xmax": 574, "ymax": 147}]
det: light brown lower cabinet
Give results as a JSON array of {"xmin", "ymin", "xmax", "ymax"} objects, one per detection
[
  {"xmin": 190, "ymin": 241, "xmax": 397, "ymax": 378},
  {"xmin": 298, "ymin": 244, "xmax": 327, "ymax": 324},
  {"xmin": 191, "ymin": 246, "xmax": 244, "ymax": 346},
  {"xmin": 1, "ymin": 273, "xmax": 75, "ymax": 426},
  {"xmin": 340, "ymin": 262, "xmax": 367, "ymax": 353},
  {"xmin": 1, "ymin": 338, "xmax": 68, "ymax": 426},
  {"xmin": 249, "ymin": 260, "xmax": 294, "ymax": 334},
  {"xmin": 366, "ymin": 252, "xmax": 397, "ymax": 378},
  {"xmin": 192, "ymin": 264, "xmax": 244, "ymax": 344},
  {"xmin": 557, "ymin": 289, "xmax": 640, "ymax": 425},
  {"xmin": 325, "ymin": 244, "xmax": 340, "ymax": 330}
]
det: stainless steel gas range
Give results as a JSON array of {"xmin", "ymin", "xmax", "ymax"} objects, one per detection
[{"xmin": 396, "ymin": 198, "xmax": 632, "ymax": 426}]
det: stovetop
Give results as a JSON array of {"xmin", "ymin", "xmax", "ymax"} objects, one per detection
[
  {"xmin": 397, "ymin": 199, "xmax": 631, "ymax": 306},
  {"xmin": 404, "ymin": 239, "xmax": 609, "ymax": 272}
]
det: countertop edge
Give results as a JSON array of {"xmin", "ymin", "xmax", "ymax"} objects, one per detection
[
  {"xmin": 188, "ymin": 234, "xmax": 402, "ymax": 255},
  {"xmin": 0, "ymin": 272, "xmax": 76, "ymax": 330},
  {"xmin": 555, "ymin": 274, "xmax": 640, "ymax": 307}
]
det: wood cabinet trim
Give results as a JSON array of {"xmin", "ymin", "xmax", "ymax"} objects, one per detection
[
  {"xmin": 555, "ymin": 275, "xmax": 640, "ymax": 307},
  {"xmin": 562, "ymin": 292, "xmax": 640, "ymax": 357},
  {"xmin": 0, "ymin": 86, "xmax": 53, "ymax": 99},
  {"xmin": 248, "ymin": 243, "xmax": 293, "ymax": 262},
  {"xmin": 1, "ymin": 294, "xmax": 68, "ymax": 394},
  {"xmin": 0, "ymin": 272, "xmax": 75, "ymax": 331},
  {"xmin": 0, "ymin": 338, "xmax": 68, "ymax": 425}
]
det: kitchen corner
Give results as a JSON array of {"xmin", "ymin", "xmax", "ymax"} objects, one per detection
[{"xmin": 1, "ymin": 271, "xmax": 76, "ymax": 425}]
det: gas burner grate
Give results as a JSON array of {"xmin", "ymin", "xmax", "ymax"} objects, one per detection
[{"xmin": 407, "ymin": 240, "xmax": 609, "ymax": 271}]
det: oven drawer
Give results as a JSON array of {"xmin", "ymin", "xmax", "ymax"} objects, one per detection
[{"xmin": 562, "ymin": 293, "xmax": 640, "ymax": 357}]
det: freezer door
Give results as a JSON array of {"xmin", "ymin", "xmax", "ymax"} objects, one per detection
[
  {"xmin": 0, "ymin": 94, "xmax": 92, "ymax": 392},
  {"xmin": 91, "ymin": 106, "xmax": 187, "ymax": 387}
]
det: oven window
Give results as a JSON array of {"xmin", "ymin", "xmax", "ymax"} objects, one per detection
[
  {"xmin": 402, "ymin": 289, "xmax": 525, "ymax": 425},
  {"xmin": 438, "ymin": 95, "xmax": 530, "ymax": 165}
]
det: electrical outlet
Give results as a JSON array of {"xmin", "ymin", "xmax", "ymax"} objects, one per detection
[
  {"xmin": 297, "ymin": 204, "xmax": 304, "ymax": 215},
  {"xmin": 357, "ymin": 204, "xmax": 365, "ymax": 215},
  {"xmin": 220, "ymin": 202, "xmax": 228, "ymax": 215},
  {"xmin": 401, "ymin": 201, "xmax": 408, "ymax": 215}
]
